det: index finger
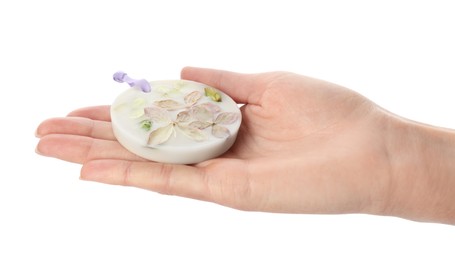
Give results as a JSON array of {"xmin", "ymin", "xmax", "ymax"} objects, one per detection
[{"xmin": 67, "ymin": 105, "xmax": 111, "ymax": 122}]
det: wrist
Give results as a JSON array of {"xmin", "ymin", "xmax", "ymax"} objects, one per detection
[{"xmin": 384, "ymin": 115, "xmax": 455, "ymax": 224}]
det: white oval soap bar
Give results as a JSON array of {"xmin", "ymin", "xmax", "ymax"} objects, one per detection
[{"xmin": 111, "ymin": 80, "xmax": 241, "ymax": 164}]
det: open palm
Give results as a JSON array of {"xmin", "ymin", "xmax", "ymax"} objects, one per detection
[{"xmin": 36, "ymin": 67, "xmax": 393, "ymax": 216}]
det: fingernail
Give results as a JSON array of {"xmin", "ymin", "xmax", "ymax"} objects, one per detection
[{"xmin": 35, "ymin": 128, "xmax": 42, "ymax": 138}]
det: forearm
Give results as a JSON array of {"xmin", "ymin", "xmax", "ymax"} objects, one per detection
[{"xmin": 385, "ymin": 115, "xmax": 455, "ymax": 224}]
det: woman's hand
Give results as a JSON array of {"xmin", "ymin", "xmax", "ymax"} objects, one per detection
[{"xmin": 36, "ymin": 67, "xmax": 455, "ymax": 224}]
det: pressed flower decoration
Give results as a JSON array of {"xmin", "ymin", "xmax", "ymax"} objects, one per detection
[
  {"xmin": 144, "ymin": 107, "xmax": 207, "ymax": 146},
  {"xmin": 204, "ymin": 87, "xmax": 222, "ymax": 102},
  {"xmin": 188, "ymin": 107, "xmax": 239, "ymax": 138},
  {"xmin": 112, "ymin": 71, "xmax": 240, "ymax": 148}
]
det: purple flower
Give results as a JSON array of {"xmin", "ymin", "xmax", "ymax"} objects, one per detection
[{"xmin": 113, "ymin": 71, "xmax": 151, "ymax": 93}]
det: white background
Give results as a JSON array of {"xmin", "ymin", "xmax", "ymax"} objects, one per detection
[{"xmin": 1, "ymin": 0, "xmax": 454, "ymax": 259}]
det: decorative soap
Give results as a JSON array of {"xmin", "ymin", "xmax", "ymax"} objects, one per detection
[{"xmin": 110, "ymin": 72, "xmax": 241, "ymax": 164}]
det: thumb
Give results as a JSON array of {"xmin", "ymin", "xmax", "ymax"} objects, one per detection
[{"xmin": 180, "ymin": 67, "xmax": 264, "ymax": 104}]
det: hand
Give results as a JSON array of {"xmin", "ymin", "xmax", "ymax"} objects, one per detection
[{"xmin": 36, "ymin": 67, "xmax": 455, "ymax": 224}]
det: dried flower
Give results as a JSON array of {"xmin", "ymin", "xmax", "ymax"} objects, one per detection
[
  {"xmin": 189, "ymin": 105, "xmax": 239, "ymax": 138},
  {"xmin": 154, "ymin": 81, "xmax": 186, "ymax": 97},
  {"xmin": 204, "ymin": 87, "xmax": 222, "ymax": 102},
  {"xmin": 140, "ymin": 120, "xmax": 152, "ymax": 131},
  {"xmin": 154, "ymin": 91, "xmax": 203, "ymax": 110},
  {"xmin": 144, "ymin": 107, "xmax": 207, "ymax": 146}
]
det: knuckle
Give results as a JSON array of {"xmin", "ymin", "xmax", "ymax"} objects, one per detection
[
  {"xmin": 121, "ymin": 161, "xmax": 134, "ymax": 186},
  {"xmin": 157, "ymin": 163, "xmax": 175, "ymax": 195}
]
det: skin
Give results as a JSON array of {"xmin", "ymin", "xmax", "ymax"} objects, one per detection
[{"xmin": 35, "ymin": 67, "xmax": 455, "ymax": 224}]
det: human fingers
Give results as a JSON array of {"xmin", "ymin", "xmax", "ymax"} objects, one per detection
[
  {"xmin": 180, "ymin": 67, "xmax": 264, "ymax": 104},
  {"xmin": 81, "ymin": 158, "xmax": 258, "ymax": 210},
  {"xmin": 35, "ymin": 117, "xmax": 115, "ymax": 140},
  {"xmin": 67, "ymin": 105, "xmax": 111, "ymax": 121},
  {"xmin": 36, "ymin": 134, "xmax": 145, "ymax": 164},
  {"xmin": 81, "ymin": 159, "xmax": 210, "ymax": 200}
]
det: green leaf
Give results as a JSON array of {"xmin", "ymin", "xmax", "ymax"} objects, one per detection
[
  {"xmin": 204, "ymin": 87, "xmax": 222, "ymax": 102},
  {"xmin": 154, "ymin": 83, "xmax": 185, "ymax": 97},
  {"xmin": 140, "ymin": 120, "xmax": 152, "ymax": 131},
  {"xmin": 147, "ymin": 124, "xmax": 174, "ymax": 146},
  {"xmin": 132, "ymin": 98, "xmax": 146, "ymax": 108},
  {"xmin": 129, "ymin": 108, "xmax": 145, "ymax": 119}
]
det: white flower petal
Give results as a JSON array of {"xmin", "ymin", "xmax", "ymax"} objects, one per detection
[
  {"xmin": 178, "ymin": 125, "xmax": 207, "ymax": 142},
  {"xmin": 132, "ymin": 98, "xmax": 145, "ymax": 108},
  {"xmin": 147, "ymin": 124, "xmax": 174, "ymax": 146},
  {"xmin": 189, "ymin": 121, "xmax": 212, "ymax": 130},
  {"xmin": 198, "ymin": 102, "xmax": 221, "ymax": 114},
  {"xmin": 190, "ymin": 105, "xmax": 214, "ymax": 121},
  {"xmin": 184, "ymin": 91, "xmax": 202, "ymax": 106},
  {"xmin": 212, "ymin": 125, "xmax": 230, "ymax": 138},
  {"xmin": 214, "ymin": 112, "xmax": 239, "ymax": 125},
  {"xmin": 154, "ymin": 99, "xmax": 183, "ymax": 110},
  {"xmin": 176, "ymin": 111, "xmax": 191, "ymax": 122},
  {"xmin": 144, "ymin": 107, "xmax": 170, "ymax": 123},
  {"xmin": 129, "ymin": 108, "xmax": 145, "ymax": 118}
]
